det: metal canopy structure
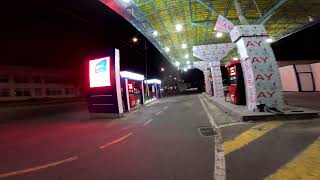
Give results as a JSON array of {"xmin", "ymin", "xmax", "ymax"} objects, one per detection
[{"xmin": 100, "ymin": 0, "xmax": 320, "ymax": 67}]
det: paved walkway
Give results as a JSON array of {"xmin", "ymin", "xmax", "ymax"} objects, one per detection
[{"xmin": 284, "ymin": 92, "xmax": 320, "ymax": 110}]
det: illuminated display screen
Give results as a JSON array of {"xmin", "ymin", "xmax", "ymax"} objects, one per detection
[
  {"xmin": 230, "ymin": 67, "xmax": 236, "ymax": 76},
  {"xmin": 89, "ymin": 57, "xmax": 111, "ymax": 88},
  {"xmin": 128, "ymin": 83, "xmax": 133, "ymax": 90}
]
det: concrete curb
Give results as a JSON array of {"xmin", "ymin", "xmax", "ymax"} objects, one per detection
[{"xmin": 201, "ymin": 93, "xmax": 319, "ymax": 121}]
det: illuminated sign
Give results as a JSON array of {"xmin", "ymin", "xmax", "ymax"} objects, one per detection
[
  {"xmin": 128, "ymin": 83, "xmax": 133, "ymax": 90},
  {"xmin": 89, "ymin": 57, "xmax": 111, "ymax": 88},
  {"xmin": 230, "ymin": 67, "xmax": 236, "ymax": 76}
]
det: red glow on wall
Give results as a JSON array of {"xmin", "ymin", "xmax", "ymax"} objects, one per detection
[{"xmin": 89, "ymin": 57, "xmax": 111, "ymax": 88}]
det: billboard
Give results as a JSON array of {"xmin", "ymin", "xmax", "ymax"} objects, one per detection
[{"xmin": 89, "ymin": 57, "xmax": 111, "ymax": 88}]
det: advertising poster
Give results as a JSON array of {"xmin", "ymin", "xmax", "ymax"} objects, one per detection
[{"xmin": 89, "ymin": 57, "xmax": 111, "ymax": 88}]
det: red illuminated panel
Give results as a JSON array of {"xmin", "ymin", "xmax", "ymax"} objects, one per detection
[
  {"xmin": 89, "ymin": 57, "xmax": 111, "ymax": 88},
  {"xmin": 128, "ymin": 83, "xmax": 133, "ymax": 90},
  {"xmin": 230, "ymin": 67, "xmax": 236, "ymax": 76}
]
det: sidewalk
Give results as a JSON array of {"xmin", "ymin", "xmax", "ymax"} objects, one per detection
[
  {"xmin": 284, "ymin": 92, "xmax": 320, "ymax": 110},
  {"xmin": 202, "ymin": 93, "xmax": 319, "ymax": 121}
]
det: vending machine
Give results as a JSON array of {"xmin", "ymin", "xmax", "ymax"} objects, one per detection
[
  {"xmin": 127, "ymin": 80, "xmax": 142, "ymax": 108},
  {"xmin": 225, "ymin": 60, "xmax": 246, "ymax": 105}
]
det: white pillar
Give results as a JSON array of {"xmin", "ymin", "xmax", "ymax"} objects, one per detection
[
  {"xmin": 210, "ymin": 62, "xmax": 224, "ymax": 97},
  {"xmin": 204, "ymin": 70, "xmax": 212, "ymax": 95},
  {"xmin": 230, "ymin": 25, "xmax": 284, "ymax": 111}
]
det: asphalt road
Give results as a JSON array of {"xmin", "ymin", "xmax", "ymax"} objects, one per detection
[
  {"xmin": 0, "ymin": 94, "xmax": 319, "ymax": 180},
  {"xmin": 0, "ymin": 95, "xmax": 215, "ymax": 180}
]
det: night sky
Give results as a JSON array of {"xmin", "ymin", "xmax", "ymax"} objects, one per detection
[{"xmin": 1, "ymin": 0, "xmax": 319, "ymax": 82}]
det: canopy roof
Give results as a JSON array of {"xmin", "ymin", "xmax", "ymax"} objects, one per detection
[{"xmin": 100, "ymin": 0, "xmax": 319, "ymax": 67}]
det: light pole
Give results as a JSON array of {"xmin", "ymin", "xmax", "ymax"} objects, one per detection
[
  {"xmin": 131, "ymin": 36, "xmax": 150, "ymax": 99},
  {"xmin": 132, "ymin": 36, "xmax": 148, "ymax": 81}
]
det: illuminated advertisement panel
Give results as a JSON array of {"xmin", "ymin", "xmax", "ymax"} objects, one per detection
[{"xmin": 89, "ymin": 57, "xmax": 111, "ymax": 88}]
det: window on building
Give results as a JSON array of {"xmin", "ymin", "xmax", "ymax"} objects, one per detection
[
  {"xmin": 32, "ymin": 76, "xmax": 42, "ymax": 83},
  {"xmin": 44, "ymin": 77, "xmax": 62, "ymax": 84},
  {"xmin": 45, "ymin": 88, "xmax": 62, "ymax": 96},
  {"xmin": 56, "ymin": 89, "xmax": 62, "ymax": 95},
  {"xmin": 0, "ymin": 88, "xmax": 10, "ymax": 97},
  {"xmin": 15, "ymin": 89, "xmax": 31, "ymax": 96},
  {"xmin": 45, "ymin": 88, "xmax": 50, "ymax": 96},
  {"xmin": 0, "ymin": 75, "xmax": 9, "ymax": 83},
  {"xmin": 34, "ymin": 88, "xmax": 42, "ymax": 96},
  {"xmin": 15, "ymin": 89, "xmax": 23, "ymax": 96},
  {"xmin": 65, "ymin": 88, "xmax": 69, "ymax": 95},
  {"xmin": 24, "ymin": 89, "xmax": 31, "ymax": 96},
  {"xmin": 69, "ymin": 88, "xmax": 75, "ymax": 95},
  {"xmin": 14, "ymin": 76, "xmax": 29, "ymax": 83}
]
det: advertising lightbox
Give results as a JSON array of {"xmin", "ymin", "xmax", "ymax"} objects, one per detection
[{"xmin": 89, "ymin": 57, "xmax": 111, "ymax": 88}]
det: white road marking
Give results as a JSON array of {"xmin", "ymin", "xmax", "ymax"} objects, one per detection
[
  {"xmin": 155, "ymin": 111, "xmax": 162, "ymax": 116},
  {"xmin": 143, "ymin": 119, "xmax": 153, "ymax": 127},
  {"xmin": 163, "ymin": 106, "xmax": 168, "ymax": 110},
  {"xmin": 199, "ymin": 95, "xmax": 219, "ymax": 128},
  {"xmin": 218, "ymin": 122, "xmax": 251, "ymax": 128},
  {"xmin": 99, "ymin": 132, "xmax": 133, "ymax": 149},
  {"xmin": 0, "ymin": 156, "xmax": 78, "ymax": 179},
  {"xmin": 133, "ymin": 110, "xmax": 138, "ymax": 113},
  {"xmin": 198, "ymin": 95, "xmax": 226, "ymax": 180}
]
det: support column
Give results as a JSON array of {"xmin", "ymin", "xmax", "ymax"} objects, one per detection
[
  {"xmin": 210, "ymin": 62, "xmax": 224, "ymax": 97},
  {"xmin": 204, "ymin": 70, "xmax": 212, "ymax": 95},
  {"xmin": 230, "ymin": 25, "xmax": 284, "ymax": 111}
]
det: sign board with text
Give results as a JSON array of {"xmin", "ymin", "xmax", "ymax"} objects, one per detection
[{"xmin": 87, "ymin": 49, "xmax": 123, "ymax": 117}]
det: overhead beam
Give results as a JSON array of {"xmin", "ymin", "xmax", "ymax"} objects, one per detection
[
  {"xmin": 224, "ymin": 0, "xmax": 233, "ymax": 17},
  {"xmin": 203, "ymin": 1, "xmax": 214, "ymax": 43},
  {"xmin": 256, "ymin": 0, "xmax": 289, "ymax": 24},
  {"xmin": 191, "ymin": 22, "xmax": 214, "ymax": 29},
  {"xmin": 195, "ymin": 0, "xmax": 219, "ymax": 15},
  {"xmin": 234, "ymin": 0, "xmax": 249, "ymax": 24},
  {"xmin": 243, "ymin": 0, "xmax": 255, "ymax": 16}
]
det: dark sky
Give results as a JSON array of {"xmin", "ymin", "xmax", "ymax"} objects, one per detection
[
  {"xmin": 1, "ymin": 0, "xmax": 173, "ymax": 79},
  {"xmin": 1, "ymin": 0, "xmax": 319, "ymax": 82},
  {"xmin": 272, "ymin": 21, "xmax": 320, "ymax": 60}
]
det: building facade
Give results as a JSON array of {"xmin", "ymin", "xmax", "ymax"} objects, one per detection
[
  {"xmin": 279, "ymin": 62, "xmax": 320, "ymax": 92},
  {"xmin": 0, "ymin": 65, "xmax": 82, "ymax": 101}
]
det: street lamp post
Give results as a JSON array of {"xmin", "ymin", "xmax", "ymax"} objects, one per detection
[{"xmin": 144, "ymin": 39, "xmax": 148, "ymax": 81}]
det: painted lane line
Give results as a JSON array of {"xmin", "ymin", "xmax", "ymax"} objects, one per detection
[
  {"xmin": 163, "ymin": 106, "xmax": 168, "ymax": 110},
  {"xmin": 219, "ymin": 122, "xmax": 251, "ymax": 128},
  {"xmin": 155, "ymin": 111, "xmax": 162, "ymax": 116},
  {"xmin": 143, "ymin": 119, "xmax": 153, "ymax": 127},
  {"xmin": 198, "ymin": 95, "xmax": 225, "ymax": 180},
  {"xmin": 223, "ymin": 121, "xmax": 283, "ymax": 155},
  {"xmin": 199, "ymin": 95, "xmax": 219, "ymax": 128},
  {"xmin": 99, "ymin": 132, "xmax": 133, "ymax": 149},
  {"xmin": 214, "ymin": 137, "xmax": 226, "ymax": 180},
  {"xmin": 0, "ymin": 156, "xmax": 78, "ymax": 179},
  {"xmin": 265, "ymin": 136, "xmax": 320, "ymax": 180}
]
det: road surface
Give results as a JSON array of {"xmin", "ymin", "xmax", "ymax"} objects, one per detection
[{"xmin": 0, "ymin": 94, "xmax": 319, "ymax": 180}]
